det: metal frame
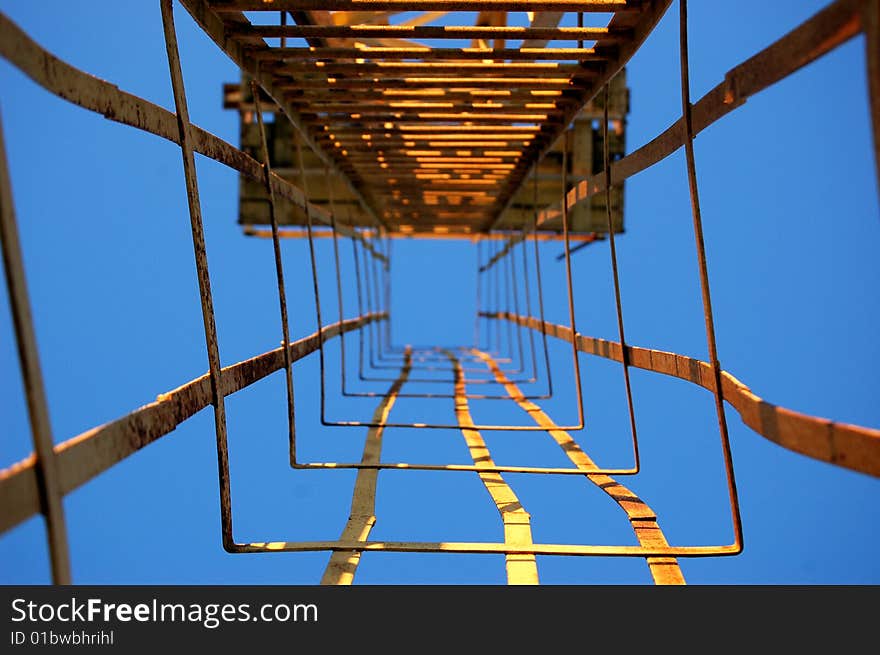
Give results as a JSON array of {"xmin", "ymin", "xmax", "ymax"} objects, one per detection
[
  {"xmin": 301, "ymin": 131, "xmax": 587, "ymax": 430},
  {"xmin": 0, "ymin": 0, "xmax": 877, "ymax": 585}
]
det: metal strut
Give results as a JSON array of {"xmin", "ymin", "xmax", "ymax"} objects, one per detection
[
  {"xmin": 160, "ymin": 0, "xmax": 234, "ymax": 550},
  {"xmin": 0, "ymin": 110, "xmax": 71, "ymax": 584},
  {"xmin": 304, "ymin": 153, "xmax": 587, "ymax": 431},
  {"xmin": 3, "ymin": 0, "xmax": 877, "ymax": 587}
]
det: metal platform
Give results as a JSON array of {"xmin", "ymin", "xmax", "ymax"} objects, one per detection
[{"xmin": 203, "ymin": 2, "xmax": 654, "ymax": 237}]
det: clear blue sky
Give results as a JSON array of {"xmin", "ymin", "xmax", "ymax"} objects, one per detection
[{"xmin": 1, "ymin": 1, "xmax": 878, "ymax": 584}]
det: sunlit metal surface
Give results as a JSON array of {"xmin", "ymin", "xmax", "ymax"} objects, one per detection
[{"xmin": 0, "ymin": 0, "xmax": 877, "ymax": 585}]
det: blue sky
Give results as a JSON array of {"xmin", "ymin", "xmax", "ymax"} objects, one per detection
[{"xmin": 1, "ymin": 1, "xmax": 878, "ymax": 584}]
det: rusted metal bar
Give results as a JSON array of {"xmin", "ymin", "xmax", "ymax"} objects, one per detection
[
  {"xmin": 601, "ymin": 83, "xmax": 641, "ymax": 472},
  {"xmin": 865, "ymin": 0, "xmax": 880, "ymax": 197},
  {"xmin": 294, "ymin": 93, "xmax": 571, "ymax": 106},
  {"xmin": 304, "ymin": 143, "xmax": 490, "ymax": 407},
  {"xmin": 307, "ymin": 112, "xmax": 554, "ymax": 123},
  {"xmin": 473, "ymin": 237, "xmax": 515, "ymax": 363},
  {"xmin": 251, "ymin": 79, "xmax": 298, "ymax": 465},
  {"xmin": 353, "ymin": 223, "xmax": 545, "ymax": 388},
  {"xmin": 0, "ymin": 111, "xmax": 71, "ymax": 584},
  {"xmin": 523, "ymin": 10, "xmax": 564, "ymax": 49},
  {"xmin": 323, "ymin": 125, "xmax": 541, "ymax": 133},
  {"xmin": 376, "ymin": 242, "xmax": 524, "ymax": 374},
  {"xmin": 242, "ymin": 225, "xmax": 596, "ymax": 243},
  {"xmin": 232, "ymin": 541, "xmax": 741, "ymax": 557},
  {"xmin": 512, "ymin": 230, "xmax": 551, "ymax": 396},
  {"xmin": 296, "ymin": 461, "xmax": 639, "ymax": 475},
  {"xmin": 483, "ymin": 0, "xmax": 672, "ymax": 231},
  {"xmin": 297, "ymin": 106, "xmax": 568, "ymax": 118},
  {"xmin": 272, "ymin": 61, "xmax": 581, "ymax": 72},
  {"xmin": 553, "ymin": 237, "xmax": 601, "ymax": 260},
  {"xmin": 474, "ymin": 238, "xmax": 484, "ymax": 348},
  {"xmin": 502, "ymin": 241, "xmax": 528, "ymax": 376},
  {"xmin": 476, "ymin": 237, "xmax": 524, "ymax": 375},
  {"xmin": 254, "ymin": 46, "xmax": 606, "ymax": 62},
  {"xmin": 447, "ymin": 351, "xmax": 539, "ymax": 585},
  {"xmin": 483, "ymin": 310, "xmax": 880, "ymax": 479},
  {"xmin": 233, "ymin": 541, "xmax": 741, "ymax": 557},
  {"xmin": 313, "ymin": 296, "xmax": 580, "ymax": 426},
  {"xmin": 0, "ymin": 314, "xmax": 384, "ymax": 535},
  {"xmin": 678, "ymin": 0, "xmax": 743, "ymax": 554},
  {"xmin": 2, "ymin": 0, "xmax": 872, "ymax": 583},
  {"xmin": 231, "ymin": 23, "xmax": 623, "ymax": 41},
  {"xmin": 280, "ymin": 8, "xmax": 286, "ymax": 49},
  {"xmin": 528, "ymin": 171, "xmax": 555, "ymax": 399},
  {"xmin": 297, "ymin": 133, "xmax": 334, "ymax": 428},
  {"xmin": 284, "ymin": 80, "xmax": 580, "ymax": 90},
  {"xmin": 336, "ymin": 250, "xmax": 502, "ymax": 396},
  {"xmin": 472, "ymin": 349, "xmax": 682, "ymax": 584},
  {"xmin": 179, "ymin": 0, "xmax": 390, "ymax": 232},
  {"xmin": 297, "ymin": 102, "xmax": 570, "ymax": 113},
  {"xmin": 211, "ymin": 1, "xmax": 642, "ymax": 12},
  {"xmin": 506, "ymin": 0, "xmax": 865, "ymax": 242},
  {"xmin": 353, "ymin": 282, "xmax": 534, "ymax": 381},
  {"xmin": 330, "ymin": 181, "xmax": 492, "ymax": 385},
  {"xmin": 490, "ymin": 239, "xmax": 503, "ymax": 355},
  {"xmin": 0, "ymin": 11, "xmax": 385, "ymax": 258},
  {"xmin": 186, "ymin": 0, "xmax": 660, "ymax": 241},
  {"xmin": 243, "ymin": 227, "xmax": 595, "ymax": 242},
  {"xmin": 321, "ymin": 349, "xmax": 413, "ymax": 585},
  {"xmin": 560, "ymin": 129, "xmax": 585, "ymax": 430},
  {"xmin": 161, "ymin": 0, "xmax": 233, "ymax": 549},
  {"xmin": 578, "ymin": 10, "xmax": 584, "ymax": 49},
  {"xmin": 327, "ymin": 178, "xmax": 359, "ymax": 398}
]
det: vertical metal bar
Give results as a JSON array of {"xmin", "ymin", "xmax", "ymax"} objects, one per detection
[
  {"xmin": 865, "ymin": 0, "xmax": 880, "ymax": 199},
  {"xmin": 506, "ymin": 230, "xmax": 531, "ymax": 378},
  {"xmin": 295, "ymin": 137, "xmax": 329, "ymax": 424},
  {"xmin": 503, "ymin": 240, "xmax": 527, "ymax": 374},
  {"xmin": 510, "ymin": 238, "xmax": 538, "ymax": 382},
  {"xmin": 603, "ymin": 83, "xmax": 640, "ymax": 471},
  {"xmin": 577, "ymin": 11, "xmax": 584, "ymax": 49},
  {"xmin": 366, "ymin": 236, "xmax": 387, "ymax": 366},
  {"xmin": 517, "ymin": 225, "xmax": 538, "ymax": 382},
  {"xmin": 679, "ymin": 0, "xmax": 743, "ymax": 549},
  {"xmin": 0, "ymin": 110, "xmax": 71, "ymax": 584},
  {"xmin": 491, "ymin": 238, "xmax": 502, "ymax": 354},
  {"xmin": 531, "ymin": 167, "xmax": 554, "ymax": 397},
  {"xmin": 362, "ymin": 231, "xmax": 386, "ymax": 371},
  {"xmin": 365, "ymin": 240, "xmax": 383, "ymax": 368},
  {"xmin": 383, "ymin": 231, "xmax": 393, "ymax": 351},
  {"xmin": 366, "ymin": 230, "xmax": 384, "ymax": 361},
  {"xmin": 280, "ymin": 10, "xmax": 287, "ymax": 49},
  {"xmin": 519, "ymin": 201, "xmax": 553, "ymax": 398},
  {"xmin": 160, "ymin": 0, "xmax": 233, "ymax": 549},
  {"xmin": 328, "ymin": 176, "xmax": 350, "ymax": 394},
  {"xmin": 561, "ymin": 128, "xmax": 585, "ymax": 429},
  {"xmin": 352, "ymin": 235, "xmax": 370, "ymax": 382},
  {"xmin": 502, "ymin": 247, "xmax": 520, "ymax": 371},
  {"xmin": 474, "ymin": 236, "xmax": 483, "ymax": 349},
  {"xmin": 370, "ymin": 246, "xmax": 388, "ymax": 360},
  {"xmin": 250, "ymin": 79, "xmax": 297, "ymax": 466}
]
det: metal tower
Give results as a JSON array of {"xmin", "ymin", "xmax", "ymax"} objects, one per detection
[{"xmin": 1, "ymin": 0, "xmax": 878, "ymax": 585}]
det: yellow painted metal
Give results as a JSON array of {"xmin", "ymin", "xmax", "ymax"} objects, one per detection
[
  {"xmin": 322, "ymin": 349, "xmax": 413, "ymax": 585},
  {"xmin": 448, "ymin": 351, "xmax": 539, "ymax": 585},
  {"xmin": 472, "ymin": 349, "xmax": 684, "ymax": 585}
]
